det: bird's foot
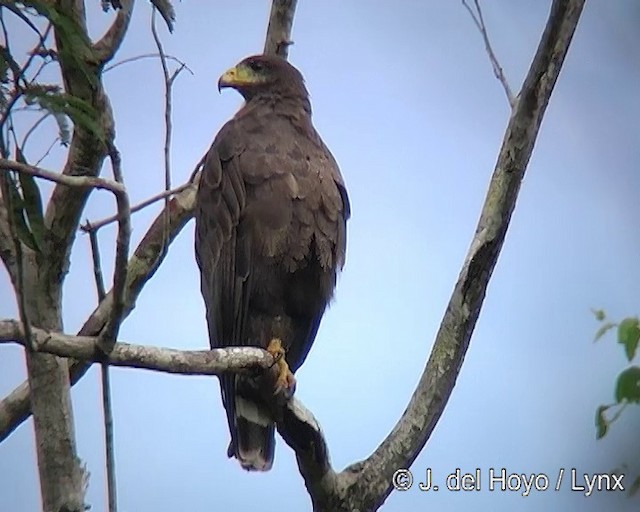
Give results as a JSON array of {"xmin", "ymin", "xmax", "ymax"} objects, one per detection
[{"xmin": 267, "ymin": 338, "xmax": 296, "ymax": 398}]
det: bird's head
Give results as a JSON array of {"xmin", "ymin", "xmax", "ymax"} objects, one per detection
[{"xmin": 217, "ymin": 54, "xmax": 308, "ymax": 102}]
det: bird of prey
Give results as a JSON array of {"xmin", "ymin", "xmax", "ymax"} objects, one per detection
[{"xmin": 195, "ymin": 54, "xmax": 350, "ymax": 471}]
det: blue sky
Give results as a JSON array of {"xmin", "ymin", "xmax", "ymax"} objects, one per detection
[{"xmin": 1, "ymin": 1, "xmax": 639, "ymax": 511}]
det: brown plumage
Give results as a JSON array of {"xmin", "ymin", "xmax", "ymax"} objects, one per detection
[{"xmin": 194, "ymin": 55, "xmax": 350, "ymax": 471}]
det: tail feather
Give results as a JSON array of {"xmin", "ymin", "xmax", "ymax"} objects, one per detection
[{"xmin": 228, "ymin": 394, "xmax": 275, "ymax": 471}]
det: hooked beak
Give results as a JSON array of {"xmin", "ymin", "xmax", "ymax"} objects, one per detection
[{"xmin": 217, "ymin": 66, "xmax": 238, "ymax": 93}]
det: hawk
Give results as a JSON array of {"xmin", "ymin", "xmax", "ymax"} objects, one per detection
[{"xmin": 195, "ymin": 54, "xmax": 350, "ymax": 471}]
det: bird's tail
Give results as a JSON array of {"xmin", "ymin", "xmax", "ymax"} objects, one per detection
[{"xmin": 228, "ymin": 393, "xmax": 275, "ymax": 471}]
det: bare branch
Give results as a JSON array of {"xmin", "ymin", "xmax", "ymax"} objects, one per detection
[
  {"xmin": 0, "ymin": 319, "xmax": 275, "ymax": 375},
  {"xmin": 150, "ymin": 8, "xmax": 180, "ymax": 263},
  {"xmin": 93, "ymin": 143, "xmax": 131, "ymax": 512},
  {"xmin": 462, "ymin": 0, "xmax": 516, "ymax": 108},
  {"xmin": 100, "ymin": 143, "xmax": 131, "ymax": 346},
  {"xmin": 264, "ymin": 0, "xmax": 298, "ymax": 58},
  {"xmin": 0, "ymin": 158, "xmax": 125, "ymax": 194},
  {"xmin": 100, "ymin": 358, "xmax": 117, "ymax": 512},
  {"xmin": 104, "ymin": 53, "xmax": 193, "ymax": 74},
  {"xmin": 80, "ymin": 182, "xmax": 192, "ymax": 232},
  {"xmin": 0, "ymin": 318, "xmax": 332, "ymax": 485},
  {"xmin": 344, "ymin": 1, "xmax": 586, "ymax": 510},
  {"xmin": 93, "ymin": 0, "xmax": 135, "ymax": 65},
  {"xmin": 86, "ymin": 206, "xmax": 116, "ymax": 512},
  {"xmin": 88, "ymin": 229, "xmax": 107, "ymax": 300}
]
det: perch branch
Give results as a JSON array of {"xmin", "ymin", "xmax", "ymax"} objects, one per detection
[
  {"xmin": 0, "ymin": 320, "xmax": 275, "ymax": 376},
  {"xmin": 462, "ymin": 0, "xmax": 516, "ymax": 108},
  {"xmin": 0, "ymin": 318, "xmax": 330, "ymax": 488}
]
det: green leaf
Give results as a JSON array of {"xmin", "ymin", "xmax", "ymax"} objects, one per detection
[
  {"xmin": 27, "ymin": 1, "xmax": 96, "ymax": 88},
  {"xmin": 15, "ymin": 151, "xmax": 45, "ymax": 252},
  {"xmin": 594, "ymin": 321, "xmax": 616, "ymax": 342},
  {"xmin": 592, "ymin": 308, "xmax": 607, "ymax": 322},
  {"xmin": 152, "ymin": 0, "xmax": 176, "ymax": 32},
  {"xmin": 630, "ymin": 474, "xmax": 640, "ymax": 497},
  {"xmin": 595, "ymin": 405, "xmax": 609, "ymax": 439},
  {"xmin": 615, "ymin": 366, "xmax": 640, "ymax": 403},
  {"xmin": 618, "ymin": 317, "xmax": 640, "ymax": 361},
  {"xmin": 3, "ymin": 174, "xmax": 39, "ymax": 252},
  {"xmin": 24, "ymin": 87, "xmax": 104, "ymax": 143}
]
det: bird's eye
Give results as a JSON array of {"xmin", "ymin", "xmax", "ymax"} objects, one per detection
[{"xmin": 248, "ymin": 60, "xmax": 264, "ymax": 72}]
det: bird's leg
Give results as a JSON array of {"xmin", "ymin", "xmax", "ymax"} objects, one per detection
[{"xmin": 267, "ymin": 338, "xmax": 296, "ymax": 397}]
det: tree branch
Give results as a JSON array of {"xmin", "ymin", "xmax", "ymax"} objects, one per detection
[
  {"xmin": 100, "ymin": 143, "xmax": 130, "ymax": 347},
  {"xmin": 0, "ymin": 320, "xmax": 275, "ymax": 375},
  {"xmin": 0, "ymin": 158, "xmax": 125, "ymax": 194},
  {"xmin": 342, "ymin": 1, "xmax": 586, "ymax": 510},
  {"xmin": 264, "ymin": 0, "xmax": 298, "ymax": 58},
  {"xmin": 462, "ymin": 0, "xmax": 516, "ymax": 108},
  {"xmin": 93, "ymin": 0, "xmax": 135, "ymax": 65},
  {"xmin": 104, "ymin": 53, "xmax": 193, "ymax": 75},
  {"xmin": 0, "ymin": 317, "xmax": 332, "ymax": 493}
]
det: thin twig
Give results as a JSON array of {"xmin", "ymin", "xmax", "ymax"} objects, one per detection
[
  {"xmin": 104, "ymin": 53, "xmax": 193, "ymax": 75},
  {"xmin": 0, "ymin": 158, "xmax": 125, "ymax": 194},
  {"xmin": 462, "ymin": 0, "xmax": 515, "ymax": 108},
  {"xmin": 34, "ymin": 137, "xmax": 60, "ymax": 167},
  {"xmin": 101, "ymin": 361, "xmax": 117, "ymax": 512},
  {"xmin": 80, "ymin": 182, "xmax": 191, "ymax": 233},
  {"xmin": 609, "ymin": 402, "xmax": 629, "ymax": 424},
  {"xmin": 20, "ymin": 112, "xmax": 51, "ymax": 152},
  {"xmin": 88, "ymin": 228, "xmax": 107, "ymax": 300},
  {"xmin": 86, "ymin": 226, "xmax": 117, "ymax": 512},
  {"xmin": 150, "ymin": 8, "xmax": 178, "ymax": 263}
]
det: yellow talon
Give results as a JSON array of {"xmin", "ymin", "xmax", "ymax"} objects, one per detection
[{"xmin": 267, "ymin": 338, "xmax": 296, "ymax": 396}]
